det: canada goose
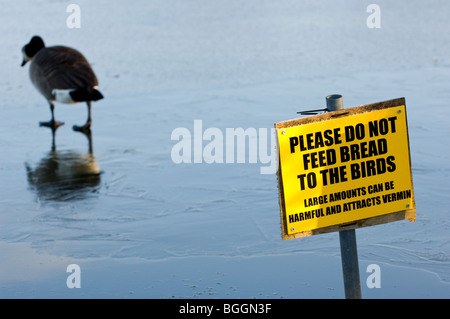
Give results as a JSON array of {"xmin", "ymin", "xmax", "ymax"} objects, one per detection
[{"xmin": 21, "ymin": 36, "xmax": 103, "ymax": 131}]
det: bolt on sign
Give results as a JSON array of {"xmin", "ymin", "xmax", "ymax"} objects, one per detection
[{"xmin": 275, "ymin": 98, "xmax": 416, "ymax": 240}]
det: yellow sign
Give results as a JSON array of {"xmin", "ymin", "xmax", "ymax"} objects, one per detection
[{"xmin": 276, "ymin": 98, "xmax": 416, "ymax": 239}]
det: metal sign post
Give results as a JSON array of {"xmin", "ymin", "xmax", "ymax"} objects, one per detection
[
  {"xmin": 275, "ymin": 95, "xmax": 416, "ymax": 299},
  {"xmin": 326, "ymin": 94, "xmax": 362, "ymax": 299},
  {"xmin": 339, "ymin": 228, "xmax": 361, "ymax": 298}
]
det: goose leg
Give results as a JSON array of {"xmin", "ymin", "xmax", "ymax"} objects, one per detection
[
  {"xmin": 40, "ymin": 102, "xmax": 64, "ymax": 129},
  {"xmin": 73, "ymin": 101, "xmax": 92, "ymax": 132}
]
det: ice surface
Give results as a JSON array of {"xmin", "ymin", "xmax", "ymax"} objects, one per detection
[{"xmin": 0, "ymin": 0, "xmax": 449, "ymax": 298}]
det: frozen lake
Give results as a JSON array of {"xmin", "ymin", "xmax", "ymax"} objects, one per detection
[{"xmin": 1, "ymin": 0, "xmax": 449, "ymax": 298}]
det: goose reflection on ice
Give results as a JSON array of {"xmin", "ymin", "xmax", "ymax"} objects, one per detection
[{"xmin": 25, "ymin": 129, "xmax": 101, "ymax": 201}]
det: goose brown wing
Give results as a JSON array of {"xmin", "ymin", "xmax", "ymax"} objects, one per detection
[{"xmin": 30, "ymin": 46, "xmax": 98, "ymax": 100}]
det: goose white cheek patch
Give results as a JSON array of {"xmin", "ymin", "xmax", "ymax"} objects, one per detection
[{"xmin": 52, "ymin": 89, "xmax": 77, "ymax": 103}]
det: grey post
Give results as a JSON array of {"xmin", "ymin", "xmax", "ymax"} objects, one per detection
[
  {"xmin": 326, "ymin": 94, "xmax": 362, "ymax": 299},
  {"xmin": 326, "ymin": 94, "xmax": 343, "ymax": 112}
]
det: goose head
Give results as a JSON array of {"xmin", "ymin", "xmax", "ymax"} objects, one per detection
[{"xmin": 21, "ymin": 36, "xmax": 45, "ymax": 67}]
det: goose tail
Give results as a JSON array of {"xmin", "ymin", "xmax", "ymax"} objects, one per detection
[
  {"xmin": 70, "ymin": 87, "xmax": 104, "ymax": 102},
  {"xmin": 52, "ymin": 87, "xmax": 104, "ymax": 103}
]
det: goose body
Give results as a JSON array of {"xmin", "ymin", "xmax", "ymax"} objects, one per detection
[{"xmin": 21, "ymin": 36, "xmax": 103, "ymax": 131}]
